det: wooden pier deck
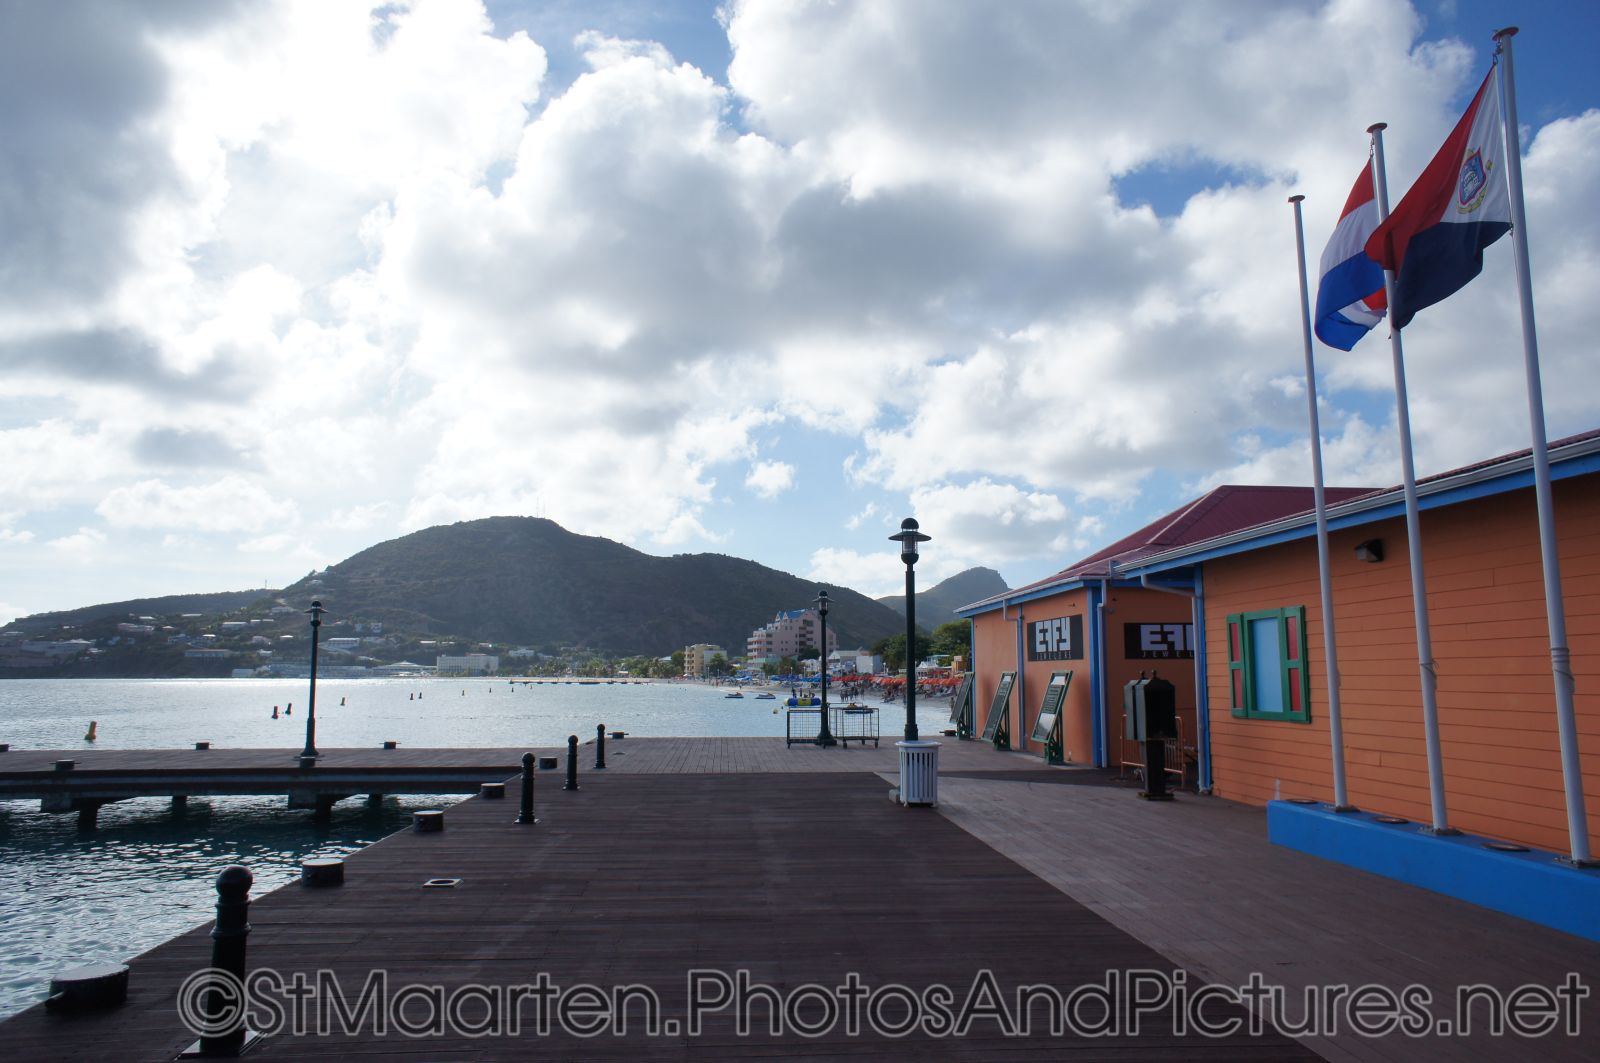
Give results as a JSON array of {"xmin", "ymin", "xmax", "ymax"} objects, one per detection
[{"xmin": 2, "ymin": 737, "xmax": 1596, "ymax": 1061}]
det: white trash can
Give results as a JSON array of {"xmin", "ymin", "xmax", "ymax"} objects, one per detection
[{"xmin": 897, "ymin": 740, "xmax": 941, "ymax": 806}]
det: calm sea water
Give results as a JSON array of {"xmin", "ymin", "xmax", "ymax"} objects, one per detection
[{"xmin": 0, "ymin": 677, "xmax": 947, "ymax": 1019}]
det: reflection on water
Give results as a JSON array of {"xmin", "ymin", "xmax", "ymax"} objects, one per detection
[
  {"xmin": 0, "ymin": 792, "xmax": 450, "ymax": 1018},
  {"xmin": 0, "ymin": 677, "xmax": 951, "ymax": 1019}
]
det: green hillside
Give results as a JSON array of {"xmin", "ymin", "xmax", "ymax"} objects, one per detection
[{"xmin": 7, "ymin": 589, "xmax": 275, "ymax": 635}]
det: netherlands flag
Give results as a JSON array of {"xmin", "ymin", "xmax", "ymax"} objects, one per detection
[
  {"xmin": 1365, "ymin": 69, "xmax": 1511, "ymax": 330},
  {"xmin": 1314, "ymin": 164, "xmax": 1387, "ymax": 350}
]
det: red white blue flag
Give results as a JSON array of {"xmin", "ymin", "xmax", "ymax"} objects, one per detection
[
  {"xmin": 1365, "ymin": 69, "xmax": 1511, "ymax": 330},
  {"xmin": 1314, "ymin": 163, "xmax": 1387, "ymax": 350}
]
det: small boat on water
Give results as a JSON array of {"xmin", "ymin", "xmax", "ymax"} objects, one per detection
[
  {"xmin": 724, "ymin": 691, "xmax": 744, "ymax": 699},
  {"xmin": 755, "ymin": 693, "xmax": 776, "ymax": 700}
]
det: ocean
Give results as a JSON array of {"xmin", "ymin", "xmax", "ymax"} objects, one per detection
[{"xmin": 0, "ymin": 676, "xmax": 948, "ymax": 1018}]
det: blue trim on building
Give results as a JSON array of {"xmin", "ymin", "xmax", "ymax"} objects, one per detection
[
  {"xmin": 1087, "ymin": 583, "xmax": 1102, "ymax": 767},
  {"xmin": 958, "ymin": 579, "xmax": 1086, "ymax": 618},
  {"xmin": 1193, "ymin": 566, "xmax": 1212, "ymax": 793},
  {"xmin": 1269, "ymin": 801, "xmax": 1600, "ymax": 941}
]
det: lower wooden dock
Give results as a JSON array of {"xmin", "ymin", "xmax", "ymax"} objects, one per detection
[{"xmin": 0, "ymin": 746, "xmax": 534, "ymax": 823}]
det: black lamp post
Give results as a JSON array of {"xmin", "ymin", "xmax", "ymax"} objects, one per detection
[
  {"xmin": 813, "ymin": 589, "xmax": 835, "ymax": 747},
  {"xmin": 888, "ymin": 518, "xmax": 931, "ymax": 742},
  {"xmin": 300, "ymin": 600, "xmax": 324, "ymax": 760}
]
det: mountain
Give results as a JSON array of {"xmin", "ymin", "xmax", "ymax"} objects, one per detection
[
  {"xmin": 877, "ymin": 566, "xmax": 1009, "ymax": 627},
  {"xmin": 7, "ymin": 589, "xmax": 276, "ymax": 636},
  {"xmin": 266, "ymin": 517, "xmax": 910, "ymax": 655}
]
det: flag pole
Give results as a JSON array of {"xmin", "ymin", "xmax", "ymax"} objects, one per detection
[
  {"xmin": 1493, "ymin": 27, "xmax": 1593, "ymax": 865},
  {"xmin": 1289, "ymin": 193, "xmax": 1354, "ymax": 812},
  {"xmin": 1369, "ymin": 122, "xmax": 1453, "ymax": 835}
]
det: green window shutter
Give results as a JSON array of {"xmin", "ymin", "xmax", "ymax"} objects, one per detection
[
  {"xmin": 1280, "ymin": 605, "xmax": 1311, "ymax": 723},
  {"xmin": 1226, "ymin": 612, "xmax": 1246, "ymax": 717}
]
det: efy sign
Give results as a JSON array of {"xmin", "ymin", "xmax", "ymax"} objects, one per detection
[
  {"xmin": 1124, "ymin": 622, "xmax": 1195, "ymax": 659},
  {"xmin": 1027, "ymin": 615, "xmax": 1084, "ymax": 662}
]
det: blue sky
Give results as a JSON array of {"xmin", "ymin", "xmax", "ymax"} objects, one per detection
[{"xmin": 1, "ymin": 0, "xmax": 1598, "ymax": 624}]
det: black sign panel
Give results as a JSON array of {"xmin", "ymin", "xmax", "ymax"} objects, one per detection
[
  {"xmin": 1030, "ymin": 670, "xmax": 1072, "ymax": 743},
  {"xmin": 948, "ymin": 672, "xmax": 975, "ymax": 727},
  {"xmin": 981, "ymin": 672, "xmax": 1015, "ymax": 742},
  {"xmin": 1123, "ymin": 622, "xmax": 1195, "ymax": 659},
  {"xmin": 1026, "ymin": 614, "xmax": 1084, "ymax": 662}
]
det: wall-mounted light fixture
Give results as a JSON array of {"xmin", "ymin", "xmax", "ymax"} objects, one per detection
[{"xmin": 1354, "ymin": 539, "xmax": 1384, "ymax": 563}]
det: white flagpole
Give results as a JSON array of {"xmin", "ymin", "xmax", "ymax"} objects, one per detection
[
  {"xmin": 1493, "ymin": 27, "xmax": 1593, "ymax": 865},
  {"xmin": 1289, "ymin": 194, "xmax": 1353, "ymax": 812},
  {"xmin": 1368, "ymin": 123, "xmax": 1452, "ymax": 835}
]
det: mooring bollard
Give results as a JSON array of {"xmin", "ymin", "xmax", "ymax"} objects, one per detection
[
  {"xmin": 564, "ymin": 735, "xmax": 579, "ymax": 791},
  {"xmin": 413, "ymin": 810, "xmax": 444, "ymax": 832},
  {"xmin": 201, "ymin": 865, "xmax": 253, "ymax": 1056},
  {"xmin": 382, "ymin": 740, "xmax": 398, "ymax": 750},
  {"xmin": 480, "ymin": 782, "xmax": 505, "ymax": 799},
  {"xmin": 518, "ymin": 752, "xmax": 537, "ymax": 824},
  {"xmin": 301, "ymin": 857, "xmax": 345, "ymax": 887},
  {"xmin": 46, "ymin": 961, "xmax": 129, "ymax": 1011},
  {"xmin": 595, "ymin": 724, "xmax": 606, "ymax": 770},
  {"xmin": 195, "ymin": 741, "xmax": 211, "ymax": 751}
]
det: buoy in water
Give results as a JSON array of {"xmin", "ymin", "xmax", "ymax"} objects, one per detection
[
  {"xmin": 340, "ymin": 696, "xmax": 346, "ymax": 706},
  {"xmin": 409, "ymin": 693, "xmax": 414, "ymax": 701},
  {"xmin": 84, "ymin": 721, "xmax": 98, "ymax": 742},
  {"xmin": 272, "ymin": 707, "xmax": 279, "ymax": 719}
]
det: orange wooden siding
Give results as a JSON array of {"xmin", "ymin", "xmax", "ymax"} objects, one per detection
[{"xmin": 1203, "ymin": 475, "xmax": 1600, "ymax": 854}]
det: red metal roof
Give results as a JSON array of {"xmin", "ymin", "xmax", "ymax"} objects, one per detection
[
  {"xmin": 963, "ymin": 426, "xmax": 1600, "ymax": 614},
  {"xmin": 979, "ymin": 484, "xmax": 1376, "ymax": 606}
]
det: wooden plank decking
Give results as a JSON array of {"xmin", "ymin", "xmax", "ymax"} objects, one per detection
[
  {"xmin": 2, "ymin": 737, "xmax": 1596, "ymax": 1061},
  {"xmin": 1, "ymin": 761, "xmax": 1313, "ymax": 1060}
]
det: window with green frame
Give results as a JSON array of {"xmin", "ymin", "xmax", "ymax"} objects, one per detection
[{"xmin": 1225, "ymin": 606, "xmax": 1311, "ymax": 722}]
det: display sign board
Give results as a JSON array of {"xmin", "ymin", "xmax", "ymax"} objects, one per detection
[
  {"xmin": 1030, "ymin": 670, "xmax": 1072, "ymax": 743},
  {"xmin": 1123, "ymin": 622, "xmax": 1195, "ymax": 659},
  {"xmin": 948, "ymin": 672, "xmax": 975, "ymax": 729},
  {"xmin": 981, "ymin": 672, "xmax": 1016, "ymax": 742},
  {"xmin": 1027, "ymin": 614, "xmax": 1084, "ymax": 662}
]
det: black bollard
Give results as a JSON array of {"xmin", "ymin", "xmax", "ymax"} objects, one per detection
[
  {"xmin": 595, "ymin": 724, "xmax": 606, "ymax": 770},
  {"xmin": 201, "ymin": 865, "xmax": 253, "ymax": 1056},
  {"xmin": 517, "ymin": 752, "xmax": 537, "ymax": 824},
  {"xmin": 564, "ymin": 735, "xmax": 579, "ymax": 791}
]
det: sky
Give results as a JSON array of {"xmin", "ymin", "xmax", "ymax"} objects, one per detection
[{"xmin": 2, "ymin": 0, "xmax": 1598, "ymax": 625}]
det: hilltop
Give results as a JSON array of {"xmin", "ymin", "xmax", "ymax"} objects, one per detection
[
  {"xmin": 268, "ymin": 517, "xmax": 909, "ymax": 655},
  {"xmin": 877, "ymin": 567, "xmax": 1009, "ymax": 627}
]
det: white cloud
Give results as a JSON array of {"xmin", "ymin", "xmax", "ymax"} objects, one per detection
[
  {"xmin": 845, "ymin": 502, "xmax": 880, "ymax": 531},
  {"xmin": 909, "ymin": 480, "xmax": 1073, "ymax": 569},
  {"xmin": 744, "ymin": 459, "xmax": 795, "ymax": 498},
  {"xmin": 807, "ymin": 546, "xmax": 906, "ymax": 599},
  {"xmin": 97, "ymin": 476, "xmax": 297, "ymax": 532},
  {"xmin": 47, "ymin": 528, "xmax": 108, "ymax": 558},
  {"xmin": 1, "ymin": 0, "xmax": 1597, "ymax": 618}
]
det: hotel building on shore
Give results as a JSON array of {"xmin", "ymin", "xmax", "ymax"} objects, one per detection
[
  {"xmin": 683, "ymin": 643, "xmax": 726, "ymax": 678},
  {"xmin": 745, "ymin": 608, "xmax": 837, "ymax": 665}
]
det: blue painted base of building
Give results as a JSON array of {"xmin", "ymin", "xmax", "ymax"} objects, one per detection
[{"xmin": 1267, "ymin": 801, "xmax": 1600, "ymax": 942}]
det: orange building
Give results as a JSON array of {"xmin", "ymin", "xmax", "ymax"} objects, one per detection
[
  {"xmin": 1116, "ymin": 431, "xmax": 1600, "ymax": 858},
  {"xmin": 960, "ymin": 485, "xmax": 1372, "ymax": 774},
  {"xmin": 960, "ymin": 431, "xmax": 1600, "ymax": 938}
]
